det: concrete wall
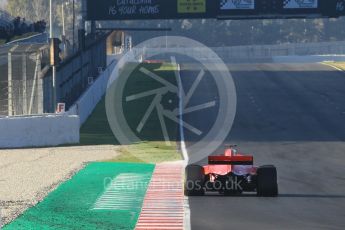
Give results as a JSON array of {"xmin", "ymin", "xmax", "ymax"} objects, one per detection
[
  {"xmin": 272, "ymin": 55, "xmax": 345, "ymax": 63},
  {"xmin": 0, "ymin": 114, "xmax": 79, "ymax": 148},
  {"xmin": 137, "ymin": 41, "xmax": 345, "ymax": 63},
  {"xmin": 0, "ymin": 57, "xmax": 116, "ymax": 148},
  {"xmin": 211, "ymin": 41, "xmax": 345, "ymax": 60}
]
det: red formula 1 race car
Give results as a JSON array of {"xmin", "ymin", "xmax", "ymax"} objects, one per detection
[{"xmin": 184, "ymin": 145, "xmax": 278, "ymax": 197}]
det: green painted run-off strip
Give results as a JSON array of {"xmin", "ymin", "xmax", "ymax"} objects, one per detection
[{"xmin": 4, "ymin": 162, "xmax": 155, "ymax": 230}]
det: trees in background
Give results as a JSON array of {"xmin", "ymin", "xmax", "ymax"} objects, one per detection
[
  {"xmin": 0, "ymin": 16, "xmax": 46, "ymax": 41},
  {"xmin": 6, "ymin": 0, "xmax": 81, "ymax": 43},
  {"xmin": 3, "ymin": 0, "xmax": 345, "ymax": 47},
  {"xmin": 7, "ymin": 0, "xmax": 51, "ymax": 23},
  {"xmin": 0, "ymin": 1, "xmax": 47, "ymax": 42}
]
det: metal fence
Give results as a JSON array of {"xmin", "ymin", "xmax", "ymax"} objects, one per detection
[
  {"xmin": 0, "ymin": 44, "xmax": 49, "ymax": 116},
  {"xmin": 0, "ymin": 46, "xmax": 9, "ymax": 115},
  {"xmin": 0, "ymin": 33, "xmax": 108, "ymax": 116}
]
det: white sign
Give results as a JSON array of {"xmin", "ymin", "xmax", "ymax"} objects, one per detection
[
  {"xmin": 283, "ymin": 0, "xmax": 318, "ymax": 9},
  {"xmin": 56, "ymin": 103, "xmax": 66, "ymax": 114},
  {"xmin": 108, "ymin": 0, "xmax": 160, "ymax": 16},
  {"xmin": 220, "ymin": 0, "xmax": 255, "ymax": 10}
]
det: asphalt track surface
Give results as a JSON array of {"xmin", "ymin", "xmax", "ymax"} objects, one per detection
[{"xmin": 182, "ymin": 63, "xmax": 345, "ymax": 230}]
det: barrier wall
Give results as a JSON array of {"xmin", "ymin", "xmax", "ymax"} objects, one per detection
[
  {"xmin": 272, "ymin": 55, "xmax": 345, "ymax": 63},
  {"xmin": 0, "ymin": 114, "xmax": 79, "ymax": 148},
  {"xmin": 136, "ymin": 41, "xmax": 345, "ymax": 63},
  {"xmin": 0, "ymin": 57, "xmax": 117, "ymax": 148}
]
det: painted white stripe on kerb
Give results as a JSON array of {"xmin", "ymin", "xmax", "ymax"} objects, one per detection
[{"xmin": 92, "ymin": 173, "xmax": 151, "ymax": 210}]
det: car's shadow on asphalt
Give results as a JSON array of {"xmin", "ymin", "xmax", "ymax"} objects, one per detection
[
  {"xmin": 195, "ymin": 193, "xmax": 345, "ymax": 199},
  {"xmin": 278, "ymin": 194, "xmax": 345, "ymax": 198}
]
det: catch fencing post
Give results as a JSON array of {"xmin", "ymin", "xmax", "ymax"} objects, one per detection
[
  {"xmin": 22, "ymin": 51, "xmax": 27, "ymax": 114},
  {"xmin": 7, "ymin": 45, "xmax": 18, "ymax": 116}
]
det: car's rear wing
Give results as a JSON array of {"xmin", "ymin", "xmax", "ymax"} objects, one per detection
[{"xmin": 208, "ymin": 155, "xmax": 253, "ymax": 165}]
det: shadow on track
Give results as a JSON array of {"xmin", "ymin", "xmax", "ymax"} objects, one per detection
[{"xmin": 199, "ymin": 193, "xmax": 345, "ymax": 199}]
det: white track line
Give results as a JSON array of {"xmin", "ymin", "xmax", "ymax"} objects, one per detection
[
  {"xmin": 136, "ymin": 57, "xmax": 192, "ymax": 230},
  {"xmin": 172, "ymin": 58, "xmax": 191, "ymax": 230},
  {"xmin": 172, "ymin": 59, "xmax": 189, "ymax": 163},
  {"xmin": 320, "ymin": 62, "xmax": 345, "ymax": 72},
  {"xmin": 135, "ymin": 59, "xmax": 191, "ymax": 230}
]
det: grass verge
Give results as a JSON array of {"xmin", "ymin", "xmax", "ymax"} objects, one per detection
[
  {"xmin": 80, "ymin": 62, "xmax": 182, "ymax": 164},
  {"xmin": 323, "ymin": 61, "xmax": 345, "ymax": 71},
  {"xmin": 330, "ymin": 62, "xmax": 345, "ymax": 71},
  {"xmin": 107, "ymin": 141, "xmax": 180, "ymax": 163}
]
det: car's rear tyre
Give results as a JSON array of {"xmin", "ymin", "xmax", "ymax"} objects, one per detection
[
  {"xmin": 257, "ymin": 165, "xmax": 278, "ymax": 197},
  {"xmin": 184, "ymin": 165, "xmax": 205, "ymax": 196}
]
